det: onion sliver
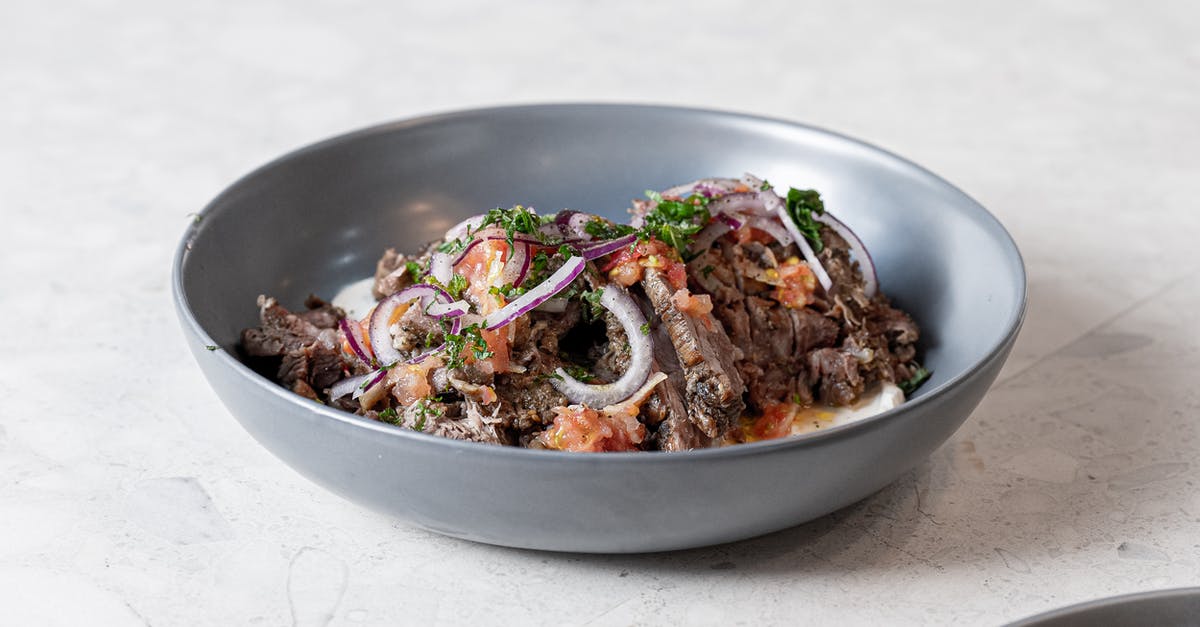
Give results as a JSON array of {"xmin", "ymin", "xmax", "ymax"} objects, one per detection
[
  {"xmin": 745, "ymin": 216, "xmax": 794, "ymax": 247},
  {"xmin": 426, "ymin": 299, "xmax": 469, "ymax": 318},
  {"xmin": 578, "ymin": 234, "xmax": 637, "ymax": 260},
  {"xmin": 338, "ymin": 318, "xmax": 373, "ymax": 366},
  {"xmin": 775, "ymin": 207, "xmax": 833, "ymax": 292},
  {"xmin": 429, "ymin": 252, "xmax": 453, "ymax": 285},
  {"xmin": 550, "ymin": 285, "xmax": 653, "ymax": 408},
  {"xmin": 815, "ymin": 212, "xmax": 878, "ymax": 298},
  {"xmin": 707, "ymin": 191, "xmax": 764, "ymax": 216},
  {"xmin": 330, "ymin": 372, "xmax": 371, "ymax": 399},
  {"xmin": 689, "ymin": 219, "xmax": 732, "ymax": 253},
  {"xmin": 369, "ymin": 284, "xmax": 452, "ymax": 365},
  {"xmin": 483, "ymin": 256, "xmax": 586, "ymax": 330}
]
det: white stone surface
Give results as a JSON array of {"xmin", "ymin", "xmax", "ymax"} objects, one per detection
[{"xmin": 3, "ymin": 1, "xmax": 1199, "ymax": 625}]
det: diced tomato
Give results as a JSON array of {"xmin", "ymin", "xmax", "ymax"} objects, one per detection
[
  {"xmin": 671, "ymin": 288, "xmax": 713, "ymax": 318},
  {"xmin": 775, "ymin": 258, "xmax": 818, "ymax": 308},
  {"xmin": 539, "ymin": 405, "xmax": 645, "ymax": 452},
  {"xmin": 388, "ymin": 356, "xmax": 442, "ymax": 407},
  {"xmin": 480, "ymin": 327, "xmax": 510, "ymax": 374},
  {"xmin": 600, "ymin": 238, "xmax": 686, "ymax": 289},
  {"xmin": 750, "ymin": 403, "xmax": 796, "ymax": 440}
]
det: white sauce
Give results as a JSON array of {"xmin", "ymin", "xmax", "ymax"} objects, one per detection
[
  {"xmin": 331, "ymin": 276, "xmax": 377, "ymax": 320},
  {"xmin": 789, "ymin": 382, "xmax": 905, "ymax": 436}
]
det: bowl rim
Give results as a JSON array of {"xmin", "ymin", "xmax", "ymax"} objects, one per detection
[
  {"xmin": 172, "ymin": 102, "xmax": 1027, "ymax": 464},
  {"xmin": 1005, "ymin": 586, "xmax": 1200, "ymax": 626}
]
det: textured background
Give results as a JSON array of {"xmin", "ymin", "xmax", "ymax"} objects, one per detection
[{"xmin": 2, "ymin": 1, "xmax": 1199, "ymax": 625}]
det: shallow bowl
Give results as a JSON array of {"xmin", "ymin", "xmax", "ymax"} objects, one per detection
[{"xmin": 173, "ymin": 104, "xmax": 1025, "ymax": 552}]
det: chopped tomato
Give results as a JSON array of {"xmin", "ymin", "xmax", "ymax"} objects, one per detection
[
  {"xmin": 775, "ymin": 258, "xmax": 818, "ymax": 308},
  {"xmin": 671, "ymin": 288, "xmax": 713, "ymax": 318},
  {"xmin": 600, "ymin": 238, "xmax": 686, "ymax": 289},
  {"xmin": 749, "ymin": 403, "xmax": 797, "ymax": 440},
  {"xmin": 454, "ymin": 233, "xmax": 509, "ymax": 315},
  {"xmin": 388, "ymin": 356, "xmax": 442, "ymax": 406},
  {"xmin": 480, "ymin": 327, "xmax": 510, "ymax": 374},
  {"xmin": 735, "ymin": 226, "xmax": 777, "ymax": 245},
  {"xmin": 539, "ymin": 404, "xmax": 646, "ymax": 452}
]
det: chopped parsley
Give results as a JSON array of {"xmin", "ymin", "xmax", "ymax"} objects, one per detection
[
  {"xmin": 640, "ymin": 190, "xmax": 710, "ymax": 253},
  {"xmin": 404, "ymin": 260, "xmax": 424, "ymax": 282},
  {"xmin": 759, "ymin": 179, "xmax": 772, "ymax": 191},
  {"xmin": 580, "ymin": 288, "xmax": 605, "ymax": 320},
  {"xmin": 584, "ymin": 218, "xmax": 635, "ymax": 240},
  {"xmin": 898, "ymin": 366, "xmax": 931, "ymax": 395},
  {"xmin": 413, "ymin": 399, "xmax": 443, "ymax": 431},
  {"xmin": 562, "ymin": 363, "xmax": 595, "ymax": 382},
  {"xmin": 478, "ymin": 205, "xmax": 549, "ymax": 246},
  {"xmin": 784, "ymin": 188, "xmax": 826, "ymax": 253},
  {"xmin": 639, "ymin": 321, "xmax": 651, "ymax": 336},
  {"xmin": 436, "ymin": 237, "xmax": 469, "ymax": 255},
  {"xmin": 204, "ymin": 344, "xmax": 218, "ymax": 351},
  {"xmin": 377, "ymin": 406, "xmax": 399, "ymax": 423},
  {"xmin": 701, "ymin": 265, "xmax": 716, "ymax": 278},
  {"xmin": 445, "ymin": 273, "xmax": 469, "ymax": 300},
  {"xmin": 441, "ymin": 323, "xmax": 492, "ymax": 369}
]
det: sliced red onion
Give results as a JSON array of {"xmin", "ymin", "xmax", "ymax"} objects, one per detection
[
  {"xmin": 496, "ymin": 240, "xmax": 528, "ymax": 287},
  {"xmin": 689, "ymin": 219, "xmax": 733, "ymax": 253},
  {"xmin": 355, "ymin": 368, "xmax": 389, "ymax": 399},
  {"xmin": 426, "ymin": 299, "xmax": 469, "ymax": 318},
  {"xmin": 740, "ymin": 173, "xmax": 768, "ymax": 191},
  {"xmin": 444, "ymin": 214, "xmax": 485, "ymax": 241},
  {"xmin": 707, "ymin": 191, "xmax": 769, "ymax": 217},
  {"xmin": 330, "ymin": 372, "xmax": 371, "ymax": 399},
  {"xmin": 775, "ymin": 206, "xmax": 833, "ymax": 292},
  {"xmin": 450, "ymin": 233, "xmax": 544, "ymax": 267},
  {"xmin": 429, "ymin": 252, "xmax": 453, "ymax": 285},
  {"xmin": 513, "ymin": 242, "xmax": 533, "ymax": 286},
  {"xmin": 715, "ymin": 212, "xmax": 744, "ymax": 230},
  {"xmin": 551, "ymin": 210, "xmax": 595, "ymax": 242},
  {"xmin": 745, "ymin": 216, "xmax": 794, "ymax": 247},
  {"xmin": 483, "ymin": 255, "xmax": 586, "ymax": 330},
  {"xmin": 338, "ymin": 318, "xmax": 373, "ymax": 366},
  {"xmin": 369, "ymin": 284, "xmax": 452, "ymax": 365},
  {"xmin": 814, "ymin": 213, "xmax": 878, "ymax": 298},
  {"xmin": 550, "ymin": 285, "xmax": 653, "ymax": 407},
  {"xmin": 578, "ymin": 234, "xmax": 637, "ymax": 260}
]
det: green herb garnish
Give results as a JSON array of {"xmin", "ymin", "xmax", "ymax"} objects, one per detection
[
  {"xmin": 562, "ymin": 364, "xmax": 595, "ymax": 382},
  {"xmin": 898, "ymin": 366, "xmax": 931, "ymax": 395},
  {"xmin": 478, "ymin": 205, "xmax": 546, "ymax": 246},
  {"xmin": 441, "ymin": 323, "xmax": 492, "ymax": 369},
  {"xmin": 584, "ymin": 218, "xmax": 635, "ymax": 240},
  {"xmin": 405, "ymin": 260, "xmax": 424, "ymax": 282},
  {"xmin": 581, "ymin": 288, "xmax": 605, "ymax": 320},
  {"xmin": 701, "ymin": 265, "xmax": 716, "ymax": 278},
  {"xmin": 639, "ymin": 191, "xmax": 710, "ymax": 253},
  {"xmin": 639, "ymin": 322, "xmax": 651, "ymax": 336},
  {"xmin": 784, "ymin": 188, "xmax": 826, "ymax": 253},
  {"xmin": 378, "ymin": 407, "xmax": 399, "ymax": 423},
  {"xmin": 445, "ymin": 273, "xmax": 469, "ymax": 300}
]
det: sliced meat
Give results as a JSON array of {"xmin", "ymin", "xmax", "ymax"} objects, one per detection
[
  {"xmin": 639, "ymin": 268, "xmax": 744, "ymax": 438},
  {"xmin": 373, "ymin": 247, "xmax": 417, "ymax": 300},
  {"xmin": 807, "ymin": 348, "xmax": 864, "ymax": 406},
  {"xmin": 240, "ymin": 295, "xmax": 350, "ymax": 393}
]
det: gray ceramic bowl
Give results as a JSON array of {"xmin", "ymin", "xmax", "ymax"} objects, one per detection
[
  {"xmin": 1007, "ymin": 588, "xmax": 1200, "ymax": 627},
  {"xmin": 173, "ymin": 104, "xmax": 1024, "ymax": 553}
]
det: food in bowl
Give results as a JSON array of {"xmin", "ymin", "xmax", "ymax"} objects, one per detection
[{"xmin": 239, "ymin": 175, "xmax": 928, "ymax": 451}]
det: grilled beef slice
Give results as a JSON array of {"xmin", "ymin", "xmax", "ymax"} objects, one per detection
[
  {"xmin": 639, "ymin": 267, "xmax": 745, "ymax": 438},
  {"xmin": 240, "ymin": 295, "xmax": 350, "ymax": 396}
]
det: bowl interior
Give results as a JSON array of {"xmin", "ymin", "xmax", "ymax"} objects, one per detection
[{"xmin": 179, "ymin": 104, "xmax": 1023, "ymax": 407}]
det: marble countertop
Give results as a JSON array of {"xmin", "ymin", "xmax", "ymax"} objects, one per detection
[{"xmin": 4, "ymin": 1, "xmax": 1199, "ymax": 624}]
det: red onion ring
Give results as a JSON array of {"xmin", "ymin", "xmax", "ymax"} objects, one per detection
[
  {"xmin": 689, "ymin": 220, "xmax": 733, "ymax": 253},
  {"xmin": 483, "ymin": 256, "xmax": 586, "ymax": 330},
  {"xmin": 814, "ymin": 213, "xmax": 878, "ymax": 298},
  {"xmin": 577, "ymin": 234, "xmax": 637, "ymax": 260},
  {"xmin": 338, "ymin": 318, "xmax": 373, "ymax": 366},
  {"xmin": 369, "ymin": 284, "xmax": 453, "ymax": 365},
  {"xmin": 329, "ymin": 373, "xmax": 368, "ymax": 399},
  {"xmin": 745, "ymin": 216, "xmax": 794, "ymax": 247},
  {"xmin": 550, "ymin": 285, "xmax": 653, "ymax": 407},
  {"xmin": 444, "ymin": 214, "xmax": 485, "ymax": 241}
]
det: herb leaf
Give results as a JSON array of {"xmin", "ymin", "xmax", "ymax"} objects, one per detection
[
  {"xmin": 784, "ymin": 188, "xmax": 826, "ymax": 253},
  {"xmin": 898, "ymin": 366, "xmax": 931, "ymax": 395},
  {"xmin": 639, "ymin": 191, "xmax": 710, "ymax": 254}
]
